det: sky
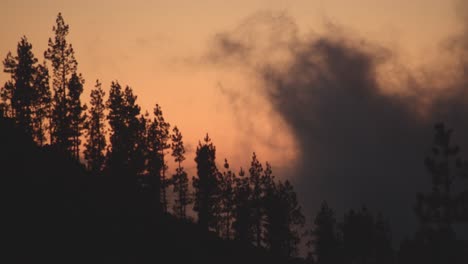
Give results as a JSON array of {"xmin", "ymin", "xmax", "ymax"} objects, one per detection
[{"xmin": 1, "ymin": 0, "xmax": 467, "ymax": 242}]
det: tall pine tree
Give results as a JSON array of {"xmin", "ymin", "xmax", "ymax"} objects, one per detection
[
  {"xmin": 45, "ymin": 13, "xmax": 83, "ymax": 155},
  {"xmin": 68, "ymin": 73, "xmax": 86, "ymax": 159},
  {"xmin": 310, "ymin": 201, "xmax": 341, "ymax": 264},
  {"xmin": 84, "ymin": 80, "xmax": 106, "ymax": 175},
  {"xmin": 232, "ymin": 167, "xmax": 252, "ymax": 243},
  {"xmin": 193, "ymin": 134, "xmax": 219, "ymax": 231},
  {"xmin": 249, "ymin": 152, "xmax": 264, "ymax": 247},
  {"xmin": 147, "ymin": 104, "xmax": 171, "ymax": 212},
  {"xmin": 3, "ymin": 37, "xmax": 38, "ymax": 137},
  {"xmin": 219, "ymin": 159, "xmax": 236, "ymax": 239},
  {"xmin": 31, "ymin": 62, "xmax": 51, "ymax": 145},
  {"xmin": 171, "ymin": 126, "xmax": 191, "ymax": 219},
  {"xmin": 106, "ymin": 82, "xmax": 141, "ymax": 181}
]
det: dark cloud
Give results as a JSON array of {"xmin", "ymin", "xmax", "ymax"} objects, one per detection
[{"xmin": 207, "ymin": 8, "xmax": 468, "ymax": 241}]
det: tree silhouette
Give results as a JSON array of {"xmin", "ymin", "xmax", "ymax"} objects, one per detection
[
  {"xmin": 0, "ymin": 80, "xmax": 14, "ymax": 118},
  {"xmin": 249, "ymin": 152, "xmax": 265, "ymax": 247},
  {"xmin": 2, "ymin": 37, "xmax": 39, "ymax": 138},
  {"xmin": 68, "ymin": 73, "xmax": 86, "ymax": 159},
  {"xmin": 415, "ymin": 123, "xmax": 465, "ymax": 232},
  {"xmin": 171, "ymin": 126, "xmax": 191, "ymax": 219},
  {"xmin": 264, "ymin": 179, "xmax": 305, "ymax": 258},
  {"xmin": 310, "ymin": 201, "xmax": 341, "ymax": 264},
  {"xmin": 31, "ymin": 62, "xmax": 51, "ymax": 146},
  {"xmin": 144, "ymin": 104, "xmax": 171, "ymax": 212},
  {"xmin": 404, "ymin": 123, "xmax": 468, "ymax": 264},
  {"xmin": 193, "ymin": 134, "xmax": 219, "ymax": 231},
  {"xmin": 84, "ymin": 80, "xmax": 106, "ymax": 175},
  {"xmin": 339, "ymin": 206, "xmax": 393, "ymax": 264},
  {"xmin": 232, "ymin": 167, "xmax": 253, "ymax": 244},
  {"xmin": 106, "ymin": 81, "xmax": 141, "ymax": 189},
  {"xmin": 45, "ymin": 13, "xmax": 81, "ymax": 155},
  {"xmin": 219, "ymin": 158, "xmax": 236, "ymax": 239},
  {"xmin": 152, "ymin": 104, "xmax": 171, "ymax": 212}
]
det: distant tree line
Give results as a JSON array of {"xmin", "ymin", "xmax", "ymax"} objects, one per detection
[{"xmin": 1, "ymin": 13, "xmax": 467, "ymax": 264}]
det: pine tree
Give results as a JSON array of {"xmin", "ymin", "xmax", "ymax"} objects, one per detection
[
  {"xmin": 249, "ymin": 152, "xmax": 264, "ymax": 247},
  {"xmin": 45, "ymin": 13, "xmax": 80, "ymax": 154},
  {"xmin": 32, "ymin": 62, "xmax": 51, "ymax": 145},
  {"xmin": 0, "ymin": 80, "xmax": 14, "ymax": 118},
  {"xmin": 232, "ymin": 167, "xmax": 252, "ymax": 243},
  {"xmin": 311, "ymin": 201, "xmax": 341, "ymax": 264},
  {"xmin": 68, "ymin": 73, "xmax": 86, "ymax": 159},
  {"xmin": 84, "ymin": 80, "xmax": 106, "ymax": 175},
  {"xmin": 415, "ymin": 123, "xmax": 464, "ymax": 232},
  {"xmin": 2, "ymin": 37, "xmax": 38, "ymax": 137},
  {"xmin": 134, "ymin": 112, "xmax": 150, "ymax": 178},
  {"xmin": 147, "ymin": 104, "xmax": 171, "ymax": 212},
  {"xmin": 263, "ymin": 176, "xmax": 305, "ymax": 257},
  {"xmin": 155, "ymin": 105, "xmax": 170, "ymax": 212},
  {"xmin": 279, "ymin": 180, "xmax": 305, "ymax": 257},
  {"xmin": 193, "ymin": 134, "xmax": 219, "ymax": 231},
  {"xmin": 219, "ymin": 158, "xmax": 236, "ymax": 239},
  {"xmin": 106, "ymin": 82, "xmax": 141, "ymax": 180},
  {"xmin": 171, "ymin": 126, "xmax": 191, "ymax": 219},
  {"xmin": 341, "ymin": 207, "xmax": 375, "ymax": 264}
]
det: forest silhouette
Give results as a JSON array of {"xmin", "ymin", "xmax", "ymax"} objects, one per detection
[{"xmin": 1, "ymin": 13, "xmax": 467, "ymax": 264}]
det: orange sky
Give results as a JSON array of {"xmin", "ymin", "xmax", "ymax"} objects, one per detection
[{"xmin": 0, "ymin": 0, "xmax": 461, "ymax": 176}]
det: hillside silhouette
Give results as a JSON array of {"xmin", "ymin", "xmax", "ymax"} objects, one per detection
[{"xmin": 1, "ymin": 115, "xmax": 307, "ymax": 264}]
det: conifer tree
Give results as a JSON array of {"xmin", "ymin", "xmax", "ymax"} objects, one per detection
[
  {"xmin": 275, "ymin": 180, "xmax": 305, "ymax": 257},
  {"xmin": 233, "ymin": 167, "xmax": 252, "ymax": 243},
  {"xmin": 311, "ymin": 201, "xmax": 341, "ymax": 264},
  {"xmin": 249, "ymin": 152, "xmax": 265, "ymax": 247},
  {"xmin": 3, "ymin": 37, "xmax": 38, "ymax": 137},
  {"xmin": 68, "ymin": 73, "xmax": 86, "ymax": 159},
  {"xmin": 171, "ymin": 126, "xmax": 191, "ymax": 219},
  {"xmin": 193, "ymin": 134, "xmax": 219, "ymax": 231},
  {"xmin": 415, "ymin": 123, "xmax": 464, "ymax": 231},
  {"xmin": 2, "ymin": 37, "xmax": 51, "ymax": 145},
  {"xmin": 45, "ymin": 13, "xmax": 82, "ymax": 155},
  {"xmin": 106, "ymin": 82, "xmax": 141, "ymax": 180},
  {"xmin": 219, "ymin": 158, "xmax": 236, "ymax": 239},
  {"xmin": 155, "ymin": 105, "xmax": 171, "ymax": 212},
  {"xmin": 84, "ymin": 80, "xmax": 106, "ymax": 175},
  {"xmin": 32, "ymin": 62, "xmax": 51, "ymax": 145},
  {"xmin": 147, "ymin": 104, "xmax": 171, "ymax": 212},
  {"xmin": 0, "ymin": 80, "xmax": 14, "ymax": 118}
]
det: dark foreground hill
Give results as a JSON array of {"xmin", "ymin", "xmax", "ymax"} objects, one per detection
[{"xmin": 1, "ymin": 116, "xmax": 305, "ymax": 264}]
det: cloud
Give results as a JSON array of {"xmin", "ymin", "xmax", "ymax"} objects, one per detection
[{"xmin": 206, "ymin": 9, "xmax": 468, "ymax": 240}]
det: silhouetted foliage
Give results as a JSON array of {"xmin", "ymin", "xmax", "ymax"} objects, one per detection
[
  {"xmin": 219, "ymin": 158, "xmax": 236, "ymax": 239},
  {"xmin": 84, "ymin": 80, "xmax": 106, "ymax": 175},
  {"xmin": 310, "ymin": 201, "xmax": 341, "ymax": 264},
  {"xmin": 232, "ymin": 167, "xmax": 253, "ymax": 243},
  {"xmin": 105, "ymin": 81, "xmax": 141, "ymax": 196},
  {"xmin": 31, "ymin": 62, "xmax": 51, "ymax": 145},
  {"xmin": 193, "ymin": 134, "xmax": 220, "ymax": 231},
  {"xmin": 399, "ymin": 123, "xmax": 468, "ymax": 264},
  {"xmin": 171, "ymin": 126, "xmax": 192, "ymax": 219},
  {"xmin": 249, "ymin": 152, "xmax": 265, "ymax": 247},
  {"xmin": 0, "ymin": 80, "xmax": 14, "ymax": 117},
  {"xmin": 152, "ymin": 104, "xmax": 171, "ymax": 212},
  {"xmin": 264, "ymin": 178, "xmax": 305, "ymax": 258},
  {"xmin": 2, "ymin": 37, "xmax": 51, "ymax": 144},
  {"xmin": 340, "ymin": 207, "xmax": 393, "ymax": 264},
  {"xmin": 415, "ymin": 123, "xmax": 466, "ymax": 230},
  {"xmin": 68, "ymin": 72, "xmax": 86, "ymax": 159},
  {"xmin": 45, "ymin": 13, "xmax": 83, "ymax": 155},
  {"xmin": 142, "ymin": 104, "xmax": 171, "ymax": 212}
]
